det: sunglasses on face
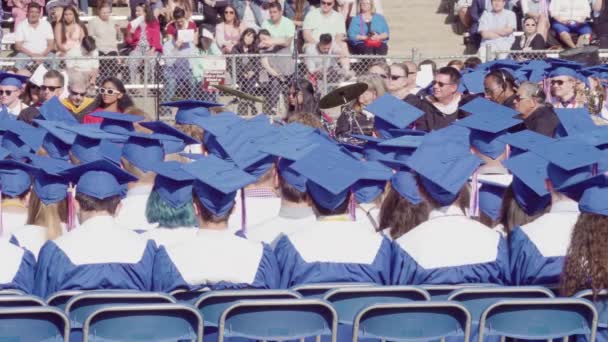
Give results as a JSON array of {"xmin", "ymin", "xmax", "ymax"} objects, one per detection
[
  {"xmin": 321, "ymin": 1, "xmax": 333, "ymax": 6},
  {"xmin": 551, "ymin": 80, "xmax": 566, "ymax": 86},
  {"xmin": 41, "ymin": 85, "xmax": 62, "ymax": 91},
  {"xmin": 224, "ymin": 10, "xmax": 234, "ymax": 14},
  {"xmin": 513, "ymin": 94, "xmax": 532, "ymax": 101},
  {"xmin": 70, "ymin": 89, "xmax": 86, "ymax": 97},
  {"xmin": 29, "ymin": 83, "xmax": 40, "ymax": 90},
  {"xmin": 432, "ymin": 80, "xmax": 454, "ymax": 88},
  {"xmin": 390, "ymin": 75, "xmax": 406, "ymax": 81},
  {"xmin": 0, "ymin": 90, "xmax": 14, "ymax": 96},
  {"xmin": 99, "ymin": 87, "xmax": 121, "ymax": 95}
]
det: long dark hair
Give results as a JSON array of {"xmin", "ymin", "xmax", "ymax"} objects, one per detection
[
  {"xmin": 59, "ymin": 6, "xmax": 86, "ymax": 45},
  {"xmin": 287, "ymin": 78, "xmax": 320, "ymax": 117},
  {"xmin": 499, "ymin": 186, "xmax": 549, "ymax": 235},
  {"xmin": 222, "ymin": 5, "xmax": 240, "ymax": 28},
  {"xmin": 137, "ymin": 2, "xmax": 156, "ymax": 24},
  {"xmin": 233, "ymin": 28, "xmax": 258, "ymax": 53},
  {"xmin": 378, "ymin": 187, "xmax": 430, "ymax": 240},
  {"xmin": 83, "ymin": 77, "xmax": 134, "ymax": 115}
]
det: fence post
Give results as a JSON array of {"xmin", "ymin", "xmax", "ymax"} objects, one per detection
[
  {"xmin": 231, "ymin": 56, "xmax": 237, "ymax": 86},
  {"xmin": 411, "ymin": 48, "xmax": 419, "ymax": 64},
  {"xmin": 322, "ymin": 54, "xmax": 328, "ymax": 96},
  {"xmin": 484, "ymin": 44, "xmax": 494, "ymax": 62},
  {"xmin": 143, "ymin": 55, "xmax": 149, "ymax": 111}
]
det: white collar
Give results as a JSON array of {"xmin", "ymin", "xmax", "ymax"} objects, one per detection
[
  {"xmin": 550, "ymin": 199, "xmax": 580, "ymax": 214},
  {"xmin": 429, "ymin": 205, "xmax": 465, "ymax": 220},
  {"xmin": 79, "ymin": 215, "xmax": 116, "ymax": 230},
  {"xmin": 126, "ymin": 184, "xmax": 154, "ymax": 197}
]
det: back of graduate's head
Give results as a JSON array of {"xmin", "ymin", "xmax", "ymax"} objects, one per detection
[
  {"xmin": 75, "ymin": 192, "xmax": 122, "ymax": 216},
  {"xmin": 310, "ymin": 193, "xmax": 350, "ymax": 217},
  {"xmin": 121, "ymin": 156, "xmax": 155, "ymax": 180},
  {"xmin": 275, "ymin": 158, "xmax": 309, "ymax": 204},
  {"xmin": 416, "ymin": 174, "xmax": 470, "ymax": 213},
  {"xmin": 499, "ymin": 185, "xmax": 549, "ymax": 235},
  {"xmin": 146, "ymin": 190, "xmax": 197, "ymax": 228},
  {"xmin": 192, "ymin": 190, "xmax": 233, "ymax": 225},
  {"xmin": 27, "ymin": 191, "xmax": 68, "ymax": 240}
]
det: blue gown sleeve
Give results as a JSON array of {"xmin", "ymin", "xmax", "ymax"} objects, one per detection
[
  {"xmin": 274, "ymin": 235, "xmax": 298, "ymax": 289},
  {"xmin": 151, "ymin": 246, "xmax": 187, "ymax": 292},
  {"xmin": 251, "ymin": 244, "xmax": 281, "ymax": 289},
  {"xmin": 495, "ymin": 237, "xmax": 510, "ymax": 285},
  {"xmin": 33, "ymin": 241, "xmax": 63, "ymax": 298},
  {"xmin": 390, "ymin": 241, "xmax": 421, "ymax": 285},
  {"xmin": 509, "ymin": 227, "xmax": 563, "ymax": 286}
]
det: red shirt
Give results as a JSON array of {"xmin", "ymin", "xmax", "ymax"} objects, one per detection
[
  {"xmin": 125, "ymin": 20, "xmax": 163, "ymax": 52},
  {"xmin": 166, "ymin": 21, "xmax": 197, "ymax": 40},
  {"xmin": 82, "ymin": 107, "xmax": 123, "ymax": 124}
]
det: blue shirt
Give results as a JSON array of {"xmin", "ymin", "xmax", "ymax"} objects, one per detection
[{"xmin": 347, "ymin": 13, "xmax": 390, "ymax": 45}]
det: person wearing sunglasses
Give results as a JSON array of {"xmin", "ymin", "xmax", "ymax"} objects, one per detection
[
  {"xmin": 511, "ymin": 15, "xmax": 546, "ymax": 51},
  {"xmin": 513, "ymin": 81, "xmax": 559, "ymax": 137},
  {"xmin": 0, "ymin": 72, "xmax": 29, "ymax": 117},
  {"xmin": 478, "ymin": 0, "xmax": 517, "ymax": 55},
  {"xmin": 303, "ymin": 0, "xmax": 349, "ymax": 58},
  {"xmin": 548, "ymin": 67, "xmax": 586, "ymax": 109},
  {"xmin": 61, "ymin": 75, "xmax": 94, "ymax": 116},
  {"xmin": 80, "ymin": 77, "xmax": 135, "ymax": 124},
  {"xmin": 484, "ymin": 69, "xmax": 517, "ymax": 109},
  {"xmin": 347, "ymin": 0, "xmax": 389, "ymax": 55},
  {"xmin": 215, "ymin": 4, "xmax": 246, "ymax": 54},
  {"xmin": 386, "ymin": 63, "xmax": 420, "ymax": 107}
]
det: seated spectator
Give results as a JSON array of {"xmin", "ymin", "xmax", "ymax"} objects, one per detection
[
  {"xmin": 464, "ymin": 56, "xmax": 482, "ymax": 69},
  {"xmin": 468, "ymin": 0, "xmax": 490, "ymax": 47},
  {"xmin": 304, "ymin": 33, "xmax": 351, "ymax": 84},
  {"xmin": 34, "ymin": 160, "xmax": 155, "ymax": 298},
  {"xmin": 303, "ymin": 0, "xmax": 349, "ymax": 55},
  {"xmin": 232, "ymin": 28, "xmax": 260, "ymax": 116},
  {"xmin": 259, "ymin": 29, "xmax": 295, "ymax": 115},
  {"xmin": 215, "ymin": 5, "xmax": 247, "ymax": 54},
  {"xmin": 234, "ymin": 0, "xmax": 265, "ymax": 30},
  {"xmin": 260, "ymin": 2, "xmax": 296, "ymax": 50},
  {"xmin": 593, "ymin": 0, "xmax": 608, "ymax": 48},
  {"xmin": 0, "ymin": 72, "xmax": 29, "ymax": 117},
  {"xmin": 162, "ymin": 0, "xmax": 193, "ymax": 21},
  {"xmin": 14, "ymin": 3, "xmax": 56, "ymax": 73},
  {"xmin": 484, "ymin": 69, "xmax": 517, "ymax": 108},
  {"xmin": 550, "ymin": 0, "xmax": 592, "ymax": 48},
  {"xmin": 125, "ymin": 2, "xmax": 162, "ymax": 84},
  {"xmin": 521, "ymin": 0, "xmax": 550, "ymax": 40},
  {"xmin": 368, "ymin": 60, "xmax": 389, "ymax": 79},
  {"xmin": 511, "ymin": 15, "xmax": 547, "ymax": 50},
  {"xmin": 386, "ymin": 62, "xmax": 419, "ymax": 106},
  {"xmin": 11, "ymin": 0, "xmax": 45, "ymax": 26},
  {"xmin": 286, "ymin": 78, "xmax": 321, "ymax": 119},
  {"xmin": 87, "ymin": 2, "xmax": 120, "ymax": 83},
  {"xmin": 200, "ymin": 0, "xmax": 229, "ymax": 26},
  {"xmin": 549, "ymin": 68, "xmax": 585, "ymax": 109},
  {"xmin": 65, "ymin": 37, "xmax": 99, "ymax": 87},
  {"xmin": 347, "ymin": 0, "xmax": 389, "ymax": 55},
  {"xmin": 335, "ymin": 73, "xmax": 385, "ymax": 138},
  {"xmin": 414, "ymin": 67, "xmax": 472, "ymax": 132},
  {"xmin": 284, "ymin": 0, "xmax": 310, "ymax": 26},
  {"xmin": 513, "ymin": 81, "xmax": 559, "ymax": 137},
  {"xmin": 61, "ymin": 74, "xmax": 95, "ymax": 116},
  {"xmin": 447, "ymin": 59, "xmax": 464, "ymax": 71},
  {"xmin": 478, "ymin": 0, "xmax": 517, "ymax": 54},
  {"xmin": 190, "ymin": 28, "xmax": 223, "ymax": 102},
  {"xmin": 54, "ymin": 6, "xmax": 86, "ymax": 59},
  {"xmin": 163, "ymin": 7, "xmax": 199, "ymax": 101},
  {"xmin": 455, "ymin": 0, "xmax": 473, "ymax": 30},
  {"xmin": 80, "ymin": 77, "xmax": 135, "ymax": 123}
]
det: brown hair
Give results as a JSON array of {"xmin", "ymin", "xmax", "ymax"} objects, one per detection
[
  {"xmin": 499, "ymin": 186, "xmax": 549, "ymax": 235},
  {"xmin": 26, "ymin": 192, "xmax": 68, "ymax": 240},
  {"xmin": 76, "ymin": 192, "xmax": 121, "ymax": 214},
  {"xmin": 175, "ymin": 123, "xmax": 204, "ymax": 142},
  {"xmin": 378, "ymin": 187, "xmax": 430, "ymax": 240},
  {"xmin": 417, "ymin": 175, "xmax": 470, "ymax": 213},
  {"xmin": 561, "ymin": 213, "xmax": 608, "ymax": 299},
  {"xmin": 192, "ymin": 191, "xmax": 232, "ymax": 224},
  {"xmin": 286, "ymin": 112, "xmax": 323, "ymax": 129}
]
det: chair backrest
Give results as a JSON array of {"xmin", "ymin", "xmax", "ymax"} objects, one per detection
[
  {"xmin": 65, "ymin": 290, "xmax": 176, "ymax": 329},
  {"xmin": 218, "ymin": 299, "xmax": 338, "ymax": 342},
  {"xmin": 292, "ymin": 282, "xmax": 374, "ymax": 298},
  {"xmin": 323, "ymin": 286, "xmax": 430, "ymax": 324},
  {"xmin": 447, "ymin": 286, "xmax": 554, "ymax": 322},
  {"xmin": 353, "ymin": 301, "xmax": 471, "ymax": 342},
  {"xmin": 478, "ymin": 298, "xmax": 598, "ymax": 341},
  {"xmin": 170, "ymin": 287, "xmax": 211, "ymax": 303},
  {"xmin": 0, "ymin": 306, "xmax": 70, "ymax": 342},
  {"xmin": 0, "ymin": 294, "xmax": 46, "ymax": 308},
  {"xmin": 576, "ymin": 289, "xmax": 608, "ymax": 329},
  {"xmin": 83, "ymin": 303, "xmax": 203, "ymax": 342},
  {"xmin": 46, "ymin": 290, "xmax": 84, "ymax": 310},
  {"xmin": 194, "ymin": 289, "xmax": 301, "ymax": 327},
  {"xmin": 421, "ymin": 284, "xmax": 498, "ymax": 300}
]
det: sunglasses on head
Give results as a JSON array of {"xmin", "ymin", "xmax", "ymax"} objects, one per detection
[
  {"xmin": 99, "ymin": 87, "xmax": 121, "ymax": 95},
  {"xmin": 70, "ymin": 89, "xmax": 87, "ymax": 97},
  {"xmin": 551, "ymin": 80, "xmax": 566, "ymax": 86},
  {"xmin": 432, "ymin": 80, "xmax": 454, "ymax": 88},
  {"xmin": 40, "ymin": 85, "xmax": 62, "ymax": 91}
]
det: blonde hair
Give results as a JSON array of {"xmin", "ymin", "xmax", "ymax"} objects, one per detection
[
  {"xmin": 27, "ymin": 192, "xmax": 68, "ymax": 240},
  {"xmin": 359, "ymin": 0, "xmax": 376, "ymax": 14},
  {"xmin": 355, "ymin": 73, "xmax": 386, "ymax": 112}
]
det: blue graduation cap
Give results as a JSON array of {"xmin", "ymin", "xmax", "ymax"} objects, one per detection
[
  {"xmin": 348, "ymin": 134, "xmax": 394, "ymax": 161},
  {"xmin": 477, "ymin": 174, "xmax": 512, "ymax": 221},
  {"xmin": 138, "ymin": 121, "xmax": 201, "ymax": 154},
  {"xmin": 498, "ymin": 129, "xmax": 554, "ymax": 156},
  {"xmin": 548, "ymin": 66, "xmax": 587, "ymax": 85},
  {"xmin": 1, "ymin": 119, "xmax": 45, "ymax": 155},
  {"xmin": 461, "ymin": 70, "xmax": 486, "ymax": 94},
  {"xmin": 0, "ymin": 160, "xmax": 38, "ymax": 198},
  {"xmin": 28, "ymin": 154, "xmax": 71, "ymax": 205},
  {"xmin": 0, "ymin": 72, "xmax": 28, "ymax": 88},
  {"xmin": 352, "ymin": 160, "xmax": 393, "ymax": 204},
  {"xmin": 149, "ymin": 161, "xmax": 194, "ymax": 209},
  {"xmin": 533, "ymin": 139, "xmax": 603, "ymax": 198},
  {"xmin": 406, "ymin": 131, "xmax": 482, "ymax": 206},
  {"xmin": 390, "ymin": 170, "xmax": 423, "ymax": 205},
  {"xmin": 579, "ymin": 182, "xmax": 608, "ymax": 216},
  {"xmin": 554, "ymin": 108, "xmax": 596, "ymax": 138},
  {"xmin": 182, "ymin": 155, "xmax": 257, "ymax": 216},
  {"xmin": 569, "ymin": 126, "xmax": 608, "ymax": 150},
  {"xmin": 364, "ymin": 94, "xmax": 424, "ymax": 139},
  {"xmin": 37, "ymin": 97, "xmax": 79, "ymax": 124},
  {"xmin": 378, "ymin": 134, "xmax": 424, "ymax": 149},
  {"xmin": 502, "ymin": 151, "xmax": 551, "ymax": 215},
  {"xmin": 459, "ymin": 97, "xmax": 520, "ymax": 118},
  {"xmin": 290, "ymin": 147, "xmax": 363, "ymax": 210},
  {"xmin": 90, "ymin": 111, "xmax": 143, "ymax": 135},
  {"xmin": 34, "ymin": 120, "xmax": 77, "ymax": 161},
  {"xmin": 161, "ymin": 100, "xmax": 222, "ymax": 125},
  {"xmin": 455, "ymin": 111, "xmax": 522, "ymax": 159},
  {"xmin": 122, "ymin": 132, "xmax": 181, "ymax": 172},
  {"xmin": 387, "ymin": 128, "xmax": 427, "ymax": 138},
  {"xmin": 67, "ymin": 125, "xmax": 126, "ymax": 164},
  {"xmin": 194, "ymin": 112, "xmax": 242, "ymax": 158},
  {"xmin": 62, "ymin": 160, "xmax": 137, "ymax": 200}
]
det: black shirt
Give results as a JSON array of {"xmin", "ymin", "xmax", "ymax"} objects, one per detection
[
  {"xmin": 413, "ymin": 94, "xmax": 477, "ymax": 132},
  {"xmin": 520, "ymin": 105, "xmax": 560, "ymax": 137}
]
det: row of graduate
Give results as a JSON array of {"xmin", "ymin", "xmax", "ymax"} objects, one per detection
[{"xmin": 0, "ymin": 91, "xmax": 605, "ymax": 305}]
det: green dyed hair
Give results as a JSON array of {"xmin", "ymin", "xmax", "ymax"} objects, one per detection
[{"xmin": 145, "ymin": 190, "xmax": 197, "ymax": 228}]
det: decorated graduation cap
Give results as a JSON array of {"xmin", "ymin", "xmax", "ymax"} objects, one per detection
[
  {"xmin": 406, "ymin": 129, "xmax": 482, "ymax": 206},
  {"xmin": 67, "ymin": 125, "xmax": 126, "ymax": 164},
  {"xmin": 62, "ymin": 159, "xmax": 137, "ymax": 200},
  {"xmin": 28, "ymin": 154, "xmax": 71, "ymax": 205},
  {"xmin": 554, "ymin": 108, "xmax": 596, "ymax": 138},
  {"xmin": 390, "ymin": 170, "xmax": 423, "ymax": 205},
  {"xmin": 476, "ymin": 174, "xmax": 512, "ymax": 222},
  {"xmin": 1, "ymin": 119, "xmax": 45, "ymax": 156},
  {"xmin": 503, "ymin": 151, "xmax": 551, "ymax": 216},
  {"xmin": 290, "ymin": 146, "xmax": 363, "ymax": 210},
  {"xmin": 122, "ymin": 132, "xmax": 181, "ymax": 172},
  {"xmin": 161, "ymin": 100, "xmax": 222, "ymax": 125},
  {"xmin": 352, "ymin": 160, "xmax": 393, "ymax": 204},
  {"xmin": 138, "ymin": 121, "xmax": 200, "ymax": 154},
  {"xmin": 90, "ymin": 111, "xmax": 143, "ymax": 134},
  {"xmin": 0, "ymin": 72, "xmax": 28, "ymax": 88},
  {"xmin": 34, "ymin": 120, "xmax": 77, "ymax": 160},
  {"xmin": 183, "ymin": 155, "xmax": 257, "ymax": 217},
  {"xmin": 0, "ymin": 160, "xmax": 38, "ymax": 198},
  {"xmin": 498, "ymin": 129, "xmax": 554, "ymax": 156},
  {"xmin": 37, "ymin": 97, "xmax": 78, "ymax": 124},
  {"xmin": 533, "ymin": 139, "xmax": 603, "ymax": 199},
  {"xmin": 150, "ymin": 161, "xmax": 194, "ymax": 209},
  {"xmin": 454, "ymin": 109, "xmax": 522, "ymax": 159},
  {"xmin": 364, "ymin": 94, "xmax": 424, "ymax": 139}
]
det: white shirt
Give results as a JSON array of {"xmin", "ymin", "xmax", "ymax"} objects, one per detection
[
  {"xmin": 6, "ymin": 101, "xmax": 28, "ymax": 117},
  {"xmin": 550, "ymin": 0, "xmax": 591, "ymax": 22},
  {"xmin": 228, "ymin": 192, "xmax": 281, "ymax": 232},
  {"xmin": 11, "ymin": 224, "xmax": 67, "ymax": 259},
  {"xmin": 15, "ymin": 19, "xmax": 54, "ymax": 55},
  {"xmin": 247, "ymin": 206, "xmax": 316, "ymax": 248},
  {"xmin": 141, "ymin": 227, "xmax": 198, "ymax": 247},
  {"xmin": 303, "ymin": 8, "xmax": 347, "ymax": 42},
  {"xmin": 115, "ymin": 185, "xmax": 158, "ymax": 231},
  {"xmin": 1, "ymin": 212, "xmax": 28, "ymax": 238}
]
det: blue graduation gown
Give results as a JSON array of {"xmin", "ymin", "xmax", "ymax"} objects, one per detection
[
  {"xmin": 274, "ymin": 218, "xmax": 392, "ymax": 288},
  {"xmin": 509, "ymin": 200, "xmax": 580, "ymax": 286},
  {"xmin": 34, "ymin": 215, "xmax": 156, "ymax": 298},
  {"xmin": 152, "ymin": 229, "xmax": 280, "ymax": 292},
  {"xmin": 0, "ymin": 240, "xmax": 35, "ymax": 293},
  {"xmin": 392, "ymin": 206, "xmax": 510, "ymax": 285}
]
